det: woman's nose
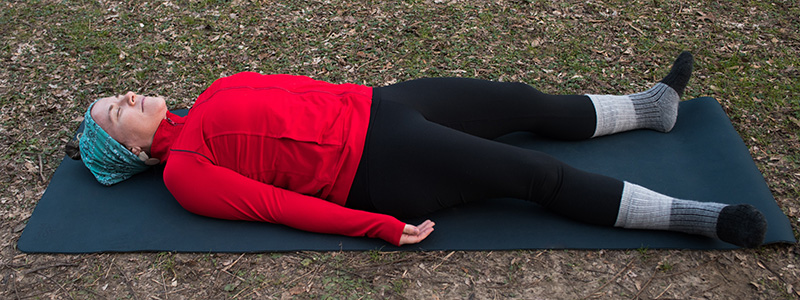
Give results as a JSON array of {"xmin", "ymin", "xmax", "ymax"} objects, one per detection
[{"xmin": 123, "ymin": 91, "xmax": 137, "ymax": 105}]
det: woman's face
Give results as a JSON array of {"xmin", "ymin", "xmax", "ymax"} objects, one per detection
[{"xmin": 90, "ymin": 91, "xmax": 168, "ymax": 151}]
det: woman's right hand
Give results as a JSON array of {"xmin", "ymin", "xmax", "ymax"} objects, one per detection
[{"xmin": 399, "ymin": 220, "xmax": 435, "ymax": 245}]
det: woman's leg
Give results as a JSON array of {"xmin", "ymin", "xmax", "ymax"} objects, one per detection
[
  {"xmin": 348, "ymin": 99, "xmax": 766, "ymax": 247},
  {"xmin": 349, "ymin": 99, "xmax": 623, "ymax": 226},
  {"xmin": 377, "ymin": 77, "xmax": 598, "ymax": 140},
  {"xmin": 348, "ymin": 52, "xmax": 766, "ymax": 247},
  {"xmin": 377, "ymin": 51, "xmax": 695, "ymax": 140}
]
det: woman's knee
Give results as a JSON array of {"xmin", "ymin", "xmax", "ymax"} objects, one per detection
[{"xmin": 520, "ymin": 153, "xmax": 568, "ymax": 207}]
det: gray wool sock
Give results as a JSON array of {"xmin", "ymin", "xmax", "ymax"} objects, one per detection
[
  {"xmin": 587, "ymin": 51, "xmax": 693, "ymax": 137},
  {"xmin": 615, "ymin": 182, "xmax": 725, "ymax": 238},
  {"xmin": 614, "ymin": 182, "xmax": 767, "ymax": 248},
  {"xmin": 588, "ymin": 83, "xmax": 680, "ymax": 137}
]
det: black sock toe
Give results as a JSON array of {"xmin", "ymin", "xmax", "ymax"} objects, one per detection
[
  {"xmin": 716, "ymin": 204, "xmax": 767, "ymax": 248},
  {"xmin": 659, "ymin": 51, "xmax": 694, "ymax": 97}
]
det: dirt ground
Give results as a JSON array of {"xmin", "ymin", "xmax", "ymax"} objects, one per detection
[{"xmin": 1, "ymin": 0, "xmax": 799, "ymax": 299}]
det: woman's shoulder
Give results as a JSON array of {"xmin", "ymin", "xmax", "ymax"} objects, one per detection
[
  {"xmin": 203, "ymin": 72, "xmax": 369, "ymax": 97},
  {"xmin": 213, "ymin": 72, "xmax": 316, "ymax": 87}
]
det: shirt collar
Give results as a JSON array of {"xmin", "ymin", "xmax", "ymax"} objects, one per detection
[{"xmin": 149, "ymin": 111, "xmax": 185, "ymax": 163}]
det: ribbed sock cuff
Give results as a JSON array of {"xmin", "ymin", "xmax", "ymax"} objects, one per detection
[
  {"xmin": 588, "ymin": 94, "xmax": 635, "ymax": 137},
  {"xmin": 614, "ymin": 182, "xmax": 672, "ymax": 230}
]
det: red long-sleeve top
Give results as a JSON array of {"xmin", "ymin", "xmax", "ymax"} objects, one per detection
[{"xmin": 151, "ymin": 72, "xmax": 406, "ymax": 245}]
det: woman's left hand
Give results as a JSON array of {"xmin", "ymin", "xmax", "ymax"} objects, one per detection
[{"xmin": 399, "ymin": 220, "xmax": 435, "ymax": 245}]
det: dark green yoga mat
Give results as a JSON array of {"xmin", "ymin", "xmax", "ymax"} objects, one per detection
[{"xmin": 17, "ymin": 97, "xmax": 796, "ymax": 253}]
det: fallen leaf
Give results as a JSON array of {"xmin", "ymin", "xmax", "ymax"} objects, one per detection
[
  {"xmin": 13, "ymin": 223, "xmax": 26, "ymax": 233},
  {"xmin": 696, "ymin": 11, "xmax": 715, "ymax": 22},
  {"xmin": 788, "ymin": 116, "xmax": 800, "ymax": 128},
  {"xmin": 289, "ymin": 286, "xmax": 304, "ymax": 295}
]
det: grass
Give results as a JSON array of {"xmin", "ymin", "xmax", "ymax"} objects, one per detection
[{"xmin": 1, "ymin": 0, "xmax": 799, "ymax": 299}]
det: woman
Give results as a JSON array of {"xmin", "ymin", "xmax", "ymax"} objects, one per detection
[{"xmin": 73, "ymin": 52, "xmax": 767, "ymax": 247}]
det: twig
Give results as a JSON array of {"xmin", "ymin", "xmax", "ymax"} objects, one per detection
[
  {"xmin": 150, "ymin": 287, "xmax": 189, "ymax": 299},
  {"xmin": 621, "ymin": 257, "xmax": 723, "ymax": 299},
  {"xmin": 31, "ymin": 271, "xmax": 75, "ymax": 300},
  {"xmin": 355, "ymin": 58, "xmax": 379, "ymax": 72},
  {"xmin": 222, "ymin": 253, "xmax": 246, "ymax": 272},
  {"xmin": 584, "ymin": 268, "xmax": 614, "ymax": 275},
  {"xmin": 160, "ymin": 272, "xmax": 169, "ymax": 300},
  {"xmin": 10, "ymin": 267, "xmax": 20, "ymax": 300},
  {"xmin": 2, "ymin": 262, "xmax": 31, "ymax": 269},
  {"xmin": 696, "ymin": 283, "xmax": 720, "ymax": 297},
  {"xmin": 431, "ymin": 251, "xmax": 455, "ymax": 271},
  {"xmin": 24, "ymin": 262, "xmax": 78, "ymax": 275},
  {"xmin": 38, "ymin": 154, "xmax": 45, "ymax": 182},
  {"xmin": 222, "ymin": 269, "xmax": 246, "ymax": 282},
  {"xmin": 104, "ymin": 257, "xmax": 115, "ymax": 280},
  {"xmin": 627, "ymin": 22, "xmax": 644, "ymax": 35},
  {"xmin": 656, "ymin": 256, "xmax": 719, "ymax": 279},
  {"xmin": 352, "ymin": 256, "xmax": 416, "ymax": 271},
  {"xmin": 112, "ymin": 259, "xmax": 139, "ymax": 300},
  {"xmin": 757, "ymin": 259, "xmax": 800, "ymax": 297},
  {"xmin": 615, "ymin": 281, "xmax": 636, "ymax": 298},
  {"xmin": 280, "ymin": 266, "xmax": 320, "ymax": 289},
  {"xmin": 713, "ymin": 259, "xmax": 732, "ymax": 283},
  {"xmin": 583, "ymin": 259, "xmax": 635, "ymax": 299},
  {"xmin": 14, "ymin": 286, "xmax": 59, "ymax": 300},
  {"xmin": 307, "ymin": 264, "xmax": 321, "ymax": 287},
  {"xmin": 240, "ymin": 265, "xmax": 319, "ymax": 299},
  {"xmin": 654, "ymin": 283, "xmax": 672, "ymax": 299},
  {"xmin": 633, "ymin": 267, "xmax": 658, "ymax": 299},
  {"xmin": 329, "ymin": 264, "xmax": 368, "ymax": 280},
  {"xmin": 231, "ymin": 285, "xmax": 250, "ymax": 299}
]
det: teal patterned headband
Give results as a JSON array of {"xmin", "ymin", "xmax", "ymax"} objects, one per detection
[{"xmin": 78, "ymin": 100, "xmax": 149, "ymax": 185}]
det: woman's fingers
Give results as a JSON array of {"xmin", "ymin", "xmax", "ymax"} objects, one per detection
[
  {"xmin": 403, "ymin": 224, "xmax": 420, "ymax": 235},
  {"xmin": 399, "ymin": 220, "xmax": 435, "ymax": 245},
  {"xmin": 417, "ymin": 220, "xmax": 435, "ymax": 232}
]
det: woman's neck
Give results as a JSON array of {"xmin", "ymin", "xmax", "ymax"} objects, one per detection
[{"xmin": 149, "ymin": 112, "xmax": 185, "ymax": 163}]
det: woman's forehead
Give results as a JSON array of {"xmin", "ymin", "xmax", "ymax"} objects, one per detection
[{"xmin": 90, "ymin": 96, "xmax": 117, "ymax": 127}]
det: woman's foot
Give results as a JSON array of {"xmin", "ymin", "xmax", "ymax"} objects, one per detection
[
  {"xmin": 588, "ymin": 51, "xmax": 694, "ymax": 137},
  {"xmin": 716, "ymin": 204, "xmax": 767, "ymax": 248},
  {"xmin": 615, "ymin": 182, "xmax": 767, "ymax": 248}
]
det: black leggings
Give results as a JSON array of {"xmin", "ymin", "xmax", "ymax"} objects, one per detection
[{"xmin": 346, "ymin": 78, "xmax": 624, "ymax": 226}]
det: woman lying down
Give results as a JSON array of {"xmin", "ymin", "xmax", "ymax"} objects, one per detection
[{"xmin": 69, "ymin": 52, "xmax": 766, "ymax": 247}]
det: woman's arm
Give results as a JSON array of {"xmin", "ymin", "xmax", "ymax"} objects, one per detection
[{"xmin": 163, "ymin": 153, "xmax": 410, "ymax": 246}]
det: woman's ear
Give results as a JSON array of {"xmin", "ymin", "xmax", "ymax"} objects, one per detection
[
  {"xmin": 129, "ymin": 146, "xmax": 160, "ymax": 165},
  {"xmin": 128, "ymin": 146, "xmax": 142, "ymax": 156}
]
